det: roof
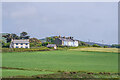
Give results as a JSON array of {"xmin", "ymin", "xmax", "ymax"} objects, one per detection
[
  {"xmin": 12, "ymin": 39, "xmax": 29, "ymax": 43},
  {"xmin": 59, "ymin": 38, "xmax": 78, "ymax": 42},
  {"xmin": 47, "ymin": 44, "xmax": 56, "ymax": 47}
]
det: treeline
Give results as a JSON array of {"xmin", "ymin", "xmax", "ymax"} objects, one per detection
[
  {"xmin": 1, "ymin": 32, "xmax": 58, "ymax": 48},
  {"xmin": 111, "ymin": 44, "xmax": 120, "ymax": 48},
  {"xmin": 1, "ymin": 32, "xmax": 118, "ymax": 48},
  {"xmin": 79, "ymin": 41, "xmax": 108, "ymax": 48}
]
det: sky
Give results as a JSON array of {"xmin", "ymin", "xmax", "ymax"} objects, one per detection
[{"xmin": 2, "ymin": 2, "xmax": 118, "ymax": 44}]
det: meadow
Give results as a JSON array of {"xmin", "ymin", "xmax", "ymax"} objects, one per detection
[{"xmin": 2, "ymin": 48, "xmax": 118, "ymax": 78}]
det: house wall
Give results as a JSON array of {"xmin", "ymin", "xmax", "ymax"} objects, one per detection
[
  {"xmin": 54, "ymin": 38, "xmax": 62, "ymax": 46},
  {"xmin": 10, "ymin": 43, "xmax": 30, "ymax": 48},
  {"xmin": 14, "ymin": 43, "xmax": 29, "ymax": 48},
  {"xmin": 63, "ymin": 41, "xmax": 78, "ymax": 47},
  {"xmin": 63, "ymin": 41, "xmax": 67, "ymax": 46},
  {"xmin": 73, "ymin": 41, "xmax": 78, "ymax": 47},
  {"xmin": 54, "ymin": 38, "xmax": 78, "ymax": 47}
]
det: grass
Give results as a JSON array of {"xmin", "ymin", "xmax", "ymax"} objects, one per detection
[
  {"xmin": 70, "ymin": 47, "xmax": 118, "ymax": 53},
  {"xmin": 2, "ymin": 69, "xmax": 54, "ymax": 78},
  {"xmin": 2, "ymin": 48, "xmax": 118, "ymax": 78}
]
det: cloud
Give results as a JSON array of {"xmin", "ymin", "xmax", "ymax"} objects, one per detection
[{"xmin": 10, "ymin": 6, "xmax": 37, "ymax": 19}]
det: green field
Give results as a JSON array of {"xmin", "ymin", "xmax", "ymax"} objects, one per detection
[
  {"xmin": 2, "ymin": 48, "xmax": 118, "ymax": 78},
  {"xmin": 2, "ymin": 69, "xmax": 54, "ymax": 78}
]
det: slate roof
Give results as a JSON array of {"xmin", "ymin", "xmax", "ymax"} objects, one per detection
[
  {"xmin": 59, "ymin": 38, "xmax": 77, "ymax": 42},
  {"xmin": 12, "ymin": 39, "xmax": 29, "ymax": 43}
]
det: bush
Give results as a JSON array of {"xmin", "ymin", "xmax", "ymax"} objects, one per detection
[
  {"xmin": 111, "ymin": 44, "xmax": 120, "ymax": 48},
  {"xmin": 30, "ymin": 43, "xmax": 42, "ymax": 47},
  {"xmin": 79, "ymin": 41, "xmax": 90, "ymax": 47},
  {"xmin": 2, "ymin": 42, "xmax": 10, "ymax": 48},
  {"xmin": 104, "ymin": 46, "xmax": 108, "ymax": 48},
  {"xmin": 2, "ymin": 47, "xmax": 50, "ymax": 53},
  {"xmin": 92, "ymin": 44, "xmax": 100, "ymax": 47}
]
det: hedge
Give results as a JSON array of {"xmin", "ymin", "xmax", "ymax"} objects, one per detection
[{"xmin": 2, "ymin": 47, "xmax": 50, "ymax": 53}]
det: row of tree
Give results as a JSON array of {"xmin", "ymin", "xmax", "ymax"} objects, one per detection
[
  {"xmin": 1, "ymin": 32, "xmax": 119, "ymax": 48},
  {"xmin": 2, "ymin": 32, "xmax": 29, "ymax": 43},
  {"xmin": 1, "ymin": 32, "xmax": 52, "ymax": 48}
]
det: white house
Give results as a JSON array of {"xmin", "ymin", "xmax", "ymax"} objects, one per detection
[
  {"xmin": 10, "ymin": 39, "xmax": 30, "ymax": 48},
  {"xmin": 54, "ymin": 37, "xmax": 79, "ymax": 47}
]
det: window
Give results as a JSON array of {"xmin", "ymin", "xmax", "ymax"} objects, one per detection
[
  {"xmin": 21, "ymin": 43, "xmax": 23, "ymax": 45},
  {"xmin": 21, "ymin": 46, "xmax": 23, "ymax": 48},
  {"xmin": 25, "ymin": 46, "xmax": 28, "ymax": 48},
  {"xmin": 16, "ymin": 43, "xmax": 18, "ymax": 45},
  {"xmin": 25, "ymin": 43, "xmax": 28, "ymax": 45},
  {"xmin": 16, "ymin": 46, "xmax": 19, "ymax": 48}
]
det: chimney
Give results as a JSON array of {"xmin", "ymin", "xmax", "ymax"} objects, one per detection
[
  {"xmin": 70, "ymin": 36, "xmax": 73, "ymax": 39},
  {"xmin": 68, "ymin": 37, "xmax": 70, "ymax": 39},
  {"xmin": 59, "ymin": 35, "xmax": 61, "ymax": 38}
]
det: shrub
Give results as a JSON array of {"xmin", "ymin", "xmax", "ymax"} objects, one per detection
[
  {"xmin": 92, "ymin": 44, "xmax": 100, "ymax": 47},
  {"xmin": 104, "ymin": 46, "xmax": 108, "ymax": 48},
  {"xmin": 2, "ymin": 47, "xmax": 50, "ymax": 53}
]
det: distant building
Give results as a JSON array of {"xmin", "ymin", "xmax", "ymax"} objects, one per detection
[
  {"xmin": 10, "ymin": 39, "xmax": 30, "ymax": 48},
  {"xmin": 47, "ymin": 44, "xmax": 57, "ymax": 49},
  {"xmin": 54, "ymin": 37, "xmax": 79, "ymax": 47}
]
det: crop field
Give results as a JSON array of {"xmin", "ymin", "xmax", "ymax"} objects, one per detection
[
  {"xmin": 2, "ymin": 69, "xmax": 54, "ymax": 78},
  {"xmin": 2, "ymin": 48, "xmax": 118, "ymax": 78}
]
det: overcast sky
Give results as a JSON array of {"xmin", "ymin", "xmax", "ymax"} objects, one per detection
[{"xmin": 2, "ymin": 2, "xmax": 118, "ymax": 44}]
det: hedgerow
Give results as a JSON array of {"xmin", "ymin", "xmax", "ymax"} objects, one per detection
[{"xmin": 2, "ymin": 47, "xmax": 50, "ymax": 53}]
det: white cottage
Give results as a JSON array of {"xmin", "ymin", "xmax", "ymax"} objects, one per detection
[
  {"xmin": 10, "ymin": 39, "xmax": 30, "ymax": 48},
  {"xmin": 54, "ymin": 37, "xmax": 79, "ymax": 47}
]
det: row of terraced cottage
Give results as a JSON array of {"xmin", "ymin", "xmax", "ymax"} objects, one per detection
[{"xmin": 10, "ymin": 36, "xmax": 79, "ymax": 49}]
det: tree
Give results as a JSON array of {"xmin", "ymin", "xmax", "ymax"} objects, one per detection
[
  {"xmin": 111, "ymin": 44, "xmax": 120, "ymax": 48},
  {"xmin": 92, "ymin": 44, "xmax": 100, "ymax": 47},
  {"xmin": 20, "ymin": 32, "xmax": 28, "ymax": 36},
  {"xmin": 46, "ymin": 37, "xmax": 55, "ymax": 43},
  {"xmin": 29, "ymin": 38, "xmax": 42, "ymax": 47},
  {"xmin": 53, "ymin": 36, "xmax": 59, "ymax": 39},
  {"xmin": 78, "ymin": 41, "xmax": 90, "ymax": 47},
  {"xmin": 46, "ymin": 37, "xmax": 52, "ymax": 42},
  {"xmin": 2, "ymin": 33, "xmax": 19, "ymax": 43},
  {"xmin": 104, "ymin": 46, "xmax": 108, "ymax": 48},
  {"xmin": 20, "ymin": 32, "xmax": 29, "ymax": 39},
  {"xmin": 2, "ymin": 42, "xmax": 10, "ymax": 48},
  {"xmin": 42, "ymin": 42, "xmax": 49, "ymax": 46},
  {"xmin": 29, "ymin": 38, "xmax": 41, "ymax": 43},
  {"xmin": 11, "ymin": 34, "xmax": 19, "ymax": 39}
]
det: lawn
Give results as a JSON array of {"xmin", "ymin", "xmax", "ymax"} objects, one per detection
[
  {"xmin": 2, "ymin": 69, "xmax": 54, "ymax": 78},
  {"xmin": 2, "ymin": 48, "xmax": 118, "ymax": 77}
]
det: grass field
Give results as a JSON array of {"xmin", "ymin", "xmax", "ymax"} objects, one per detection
[
  {"xmin": 70, "ymin": 47, "xmax": 118, "ymax": 53},
  {"xmin": 2, "ymin": 69, "xmax": 54, "ymax": 78},
  {"xmin": 2, "ymin": 48, "xmax": 118, "ymax": 78}
]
